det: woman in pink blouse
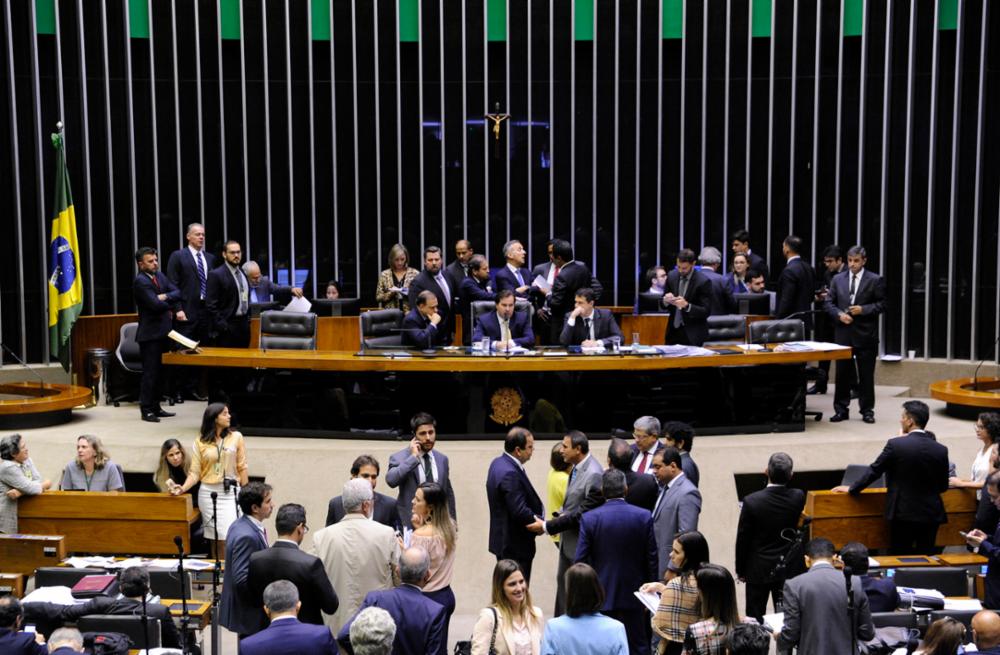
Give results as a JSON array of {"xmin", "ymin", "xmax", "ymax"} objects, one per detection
[{"xmin": 411, "ymin": 481, "xmax": 457, "ymax": 655}]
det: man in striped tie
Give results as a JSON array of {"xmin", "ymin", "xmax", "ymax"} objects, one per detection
[{"xmin": 166, "ymin": 222, "xmax": 216, "ymax": 401}]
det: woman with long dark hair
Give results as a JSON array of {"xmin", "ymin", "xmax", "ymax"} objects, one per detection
[
  {"xmin": 683, "ymin": 564, "xmax": 756, "ymax": 655},
  {"xmin": 170, "ymin": 403, "xmax": 248, "ymax": 557},
  {"xmin": 410, "ymin": 481, "xmax": 458, "ymax": 654},
  {"xmin": 641, "ymin": 530, "xmax": 711, "ymax": 655}
]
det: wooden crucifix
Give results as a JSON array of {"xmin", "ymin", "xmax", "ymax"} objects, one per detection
[{"xmin": 485, "ymin": 102, "xmax": 510, "ymax": 159}]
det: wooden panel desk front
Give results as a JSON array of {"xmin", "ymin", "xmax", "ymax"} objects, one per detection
[
  {"xmin": 0, "ymin": 534, "xmax": 66, "ymax": 575},
  {"xmin": 804, "ymin": 489, "xmax": 978, "ymax": 549},
  {"xmin": 18, "ymin": 492, "xmax": 198, "ymax": 555}
]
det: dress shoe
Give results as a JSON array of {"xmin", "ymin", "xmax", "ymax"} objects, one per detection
[
  {"xmin": 189, "ymin": 392, "xmax": 208, "ymax": 402},
  {"xmin": 172, "ymin": 395, "xmax": 185, "ymax": 404},
  {"xmin": 141, "ymin": 413, "xmax": 161, "ymax": 423},
  {"xmin": 829, "ymin": 413, "xmax": 849, "ymax": 423},
  {"xmin": 862, "ymin": 414, "xmax": 876, "ymax": 424},
  {"xmin": 155, "ymin": 409, "xmax": 176, "ymax": 418},
  {"xmin": 807, "ymin": 384, "xmax": 827, "ymax": 395}
]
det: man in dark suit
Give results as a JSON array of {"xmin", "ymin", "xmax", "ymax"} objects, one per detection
[
  {"xmin": 165, "ymin": 222, "xmax": 214, "ymax": 402},
  {"xmin": 385, "ymin": 412, "xmax": 456, "ymax": 529},
  {"xmin": 443, "ymin": 239, "xmax": 474, "ymax": 297},
  {"xmin": 661, "ymin": 248, "xmax": 712, "ymax": 346},
  {"xmin": 776, "ymin": 537, "xmax": 875, "ymax": 655},
  {"xmin": 731, "ymin": 227, "xmax": 769, "ymax": 282},
  {"xmin": 220, "ymin": 482, "xmax": 274, "ymax": 640},
  {"xmin": 697, "ymin": 246, "xmax": 735, "ymax": 315},
  {"xmin": 486, "ymin": 427, "xmax": 545, "ymax": 581},
  {"xmin": 825, "ymin": 245, "xmax": 887, "ymax": 423},
  {"xmin": 610, "ymin": 437, "xmax": 658, "ymax": 511},
  {"xmin": 240, "ymin": 580, "xmax": 338, "ymax": 655},
  {"xmin": 205, "ymin": 239, "xmax": 252, "ymax": 348},
  {"xmin": 249, "ymin": 504, "xmax": 339, "ymax": 627},
  {"xmin": 810, "ymin": 244, "xmax": 847, "ymax": 394},
  {"xmin": 839, "ymin": 542, "xmax": 900, "ymax": 613},
  {"xmin": 776, "ymin": 234, "xmax": 816, "ymax": 329},
  {"xmin": 663, "ymin": 421, "xmax": 700, "ymax": 488},
  {"xmin": 965, "ymin": 470, "xmax": 1000, "ymax": 609},
  {"xmin": 576, "ymin": 470, "xmax": 658, "ymax": 655},
  {"xmin": 494, "ymin": 239, "xmax": 533, "ymax": 300},
  {"xmin": 326, "ymin": 455, "xmax": 399, "ymax": 530},
  {"xmin": 547, "ymin": 239, "xmax": 600, "ymax": 343},
  {"xmin": 457, "ymin": 255, "xmax": 495, "ymax": 342},
  {"xmin": 408, "ymin": 246, "xmax": 454, "ymax": 340},
  {"xmin": 973, "ymin": 611, "xmax": 1000, "ymax": 655},
  {"xmin": 133, "ymin": 247, "xmax": 184, "ymax": 423},
  {"xmin": 834, "ymin": 401, "xmax": 950, "ymax": 555},
  {"xmin": 559, "ymin": 287, "xmax": 623, "ymax": 348},
  {"xmin": 472, "ymin": 289, "xmax": 534, "ymax": 350},
  {"xmin": 630, "ymin": 416, "xmax": 664, "ymax": 477},
  {"xmin": 0, "ymin": 595, "xmax": 47, "ymax": 655},
  {"xmin": 336, "ymin": 547, "xmax": 447, "ymax": 655},
  {"xmin": 242, "ymin": 260, "xmax": 303, "ymax": 304},
  {"xmin": 650, "ymin": 447, "xmax": 702, "ymax": 579},
  {"xmin": 401, "ymin": 290, "xmax": 450, "ymax": 348},
  {"xmin": 735, "ymin": 452, "xmax": 807, "ymax": 621}
]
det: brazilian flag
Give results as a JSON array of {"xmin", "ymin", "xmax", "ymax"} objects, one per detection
[{"xmin": 47, "ymin": 131, "xmax": 83, "ymax": 371}]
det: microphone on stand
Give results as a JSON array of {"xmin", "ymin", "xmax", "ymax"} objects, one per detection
[
  {"xmin": 0, "ymin": 341, "xmax": 46, "ymax": 391},
  {"xmin": 973, "ymin": 335, "xmax": 1000, "ymax": 391},
  {"xmin": 172, "ymin": 535, "xmax": 192, "ymax": 654},
  {"xmin": 209, "ymin": 492, "xmax": 222, "ymax": 655}
]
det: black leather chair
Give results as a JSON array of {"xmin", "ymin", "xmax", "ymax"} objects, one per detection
[
  {"xmin": 147, "ymin": 569, "xmax": 192, "ymax": 600},
  {"xmin": 259, "ymin": 310, "xmax": 317, "ymax": 350},
  {"xmin": 109, "ymin": 322, "xmax": 142, "ymax": 407},
  {"xmin": 748, "ymin": 319, "xmax": 806, "ymax": 344},
  {"xmin": 704, "ymin": 315, "xmax": 747, "ymax": 345},
  {"xmin": 469, "ymin": 299, "xmax": 532, "ymax": 337},
  {"xmin": 637, "ymin": 292, "xmax": 667, "ymax": 315},
  {"xmin": 928, "ymin": 609, "xmax": 1000, "ymax": 632},
  {"xmin": 870, "ymin": 611, "xmax": 919, "ymax": 631},
  {"xmin": 893, "ymin": 567, "xmax": 969, "ymax": 598},
  {"xmin": 33, "ymin": 567, "xmax": 108, "ymax": 589},
  {"xmin": 77, "ymin": 615, "xmax": 161, "ymax": 649},
  {"xmin": 359, "ymin": 309, "xmax": 404, "ymax": 349}
]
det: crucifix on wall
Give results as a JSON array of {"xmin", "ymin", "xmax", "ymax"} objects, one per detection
[{"xmin": 485, "ymin": 102, "xmax": 510, "ymax": 159}]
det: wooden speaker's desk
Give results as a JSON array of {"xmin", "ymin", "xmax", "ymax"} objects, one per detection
[
  {"xmin": 804, "ymin": 489, "xmax": 978, "ymax": 549},
  {"xmin": 18, "ymin": 492, "xmax": 199, "ymax": 555}
]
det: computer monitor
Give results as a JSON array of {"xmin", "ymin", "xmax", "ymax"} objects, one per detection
[
  {"xmin": 275, "ymin": 268, "xmax": 310, "ymax": 287},
  {"xmin": 732, "ymin": 292, "xmax": 772, "ymax": 316},
  {"xmin": 637, "ymin": 292, "xmax": 666, "ymax": 315},
  {"xmin": 312, "ymin": 298, "xmax": 362, "ymax": 317}
]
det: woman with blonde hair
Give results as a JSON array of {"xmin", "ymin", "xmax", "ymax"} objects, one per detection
[
  {"xmin": 60, "ymin": 435, "xmax": 124, "ymax": 491},
  {"xmin": 376, "ymin": 243, "xmax": 419, "ymax": 311},
  {"xmin": 916, "ymin": 617, "xmax": 966, "ymax": 655},
  {"xmin": 153, "ymin": 438, "xmax": 193, "ymax": 494},
  {"xmin": 410, "ymin": 481, "xmax": 458, "ymax": 654},
  {"xmin": 472, "ymin": 559, "xmax": 544, "ymax": 655}
]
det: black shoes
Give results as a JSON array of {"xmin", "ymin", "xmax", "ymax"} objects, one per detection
[
  {"xmin": 155, "ymin": 409, "xmax": 176, "ymax": 418},
  {"xmin": 141, "ymin": 412, "xmax": 160, "ymax": 423},
  {"xmin": 807, "ymin": 384, "xmax": 828, "ymax": 395},
  {"xmin": 862, "ymin": 414, "xmax": 876, "ymax": 424},
  {"xmin": 830, "ymin": 413, "xmax": 849, "ymax": 423}
]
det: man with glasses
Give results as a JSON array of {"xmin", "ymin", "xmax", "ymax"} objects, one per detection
[
  {"xmin": 206, "ymin": 240, "xmax": 252, "ymax": 348},
  {"xmin": 249, "ymin": 503, "xmax": 339, "ymax": 628},
  {"xmin": 630, "ymin": 416, "xmax": 664, "ymax": 476}
]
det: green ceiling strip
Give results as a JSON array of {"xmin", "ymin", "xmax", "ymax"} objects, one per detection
[
  {"xmin": 311, "ymin": 0, "xmax": 330, "ymax": 41},
  {"xmin": 662, "ymin": 0, "xmax": 683, "ymax": 40},
  {"xmin": 399, "ymin": 0, "xmax": 419, "ymax": 42},
  {"xmin": 751, "ymin": 0, "xmax": 772, "ymax": 38}
]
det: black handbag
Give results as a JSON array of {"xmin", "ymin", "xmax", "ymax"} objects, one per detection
[{"xmin": 454, "ymin": 607, "xmax": 498, "ymax": 655}]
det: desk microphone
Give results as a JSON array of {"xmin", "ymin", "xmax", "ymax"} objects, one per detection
[
  {"xmin": 973, "ymin": 335, "xmax": 1000, "ymax": 391},
  {"xmin": 0, "ymin": 341, "xmax": 46, "ymax": 391}
]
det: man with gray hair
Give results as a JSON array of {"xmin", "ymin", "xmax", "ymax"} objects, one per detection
[
  {"xmin": 241, "ymin": 260, "xmax": 304, "ymax": 305},
  {"xmin": 349, "ymin": 607, "xmax": 396, "ymax": 655},
  {"xmin": 337, "ymin": 547, "xmax": 447, "ymax": 655},
  {"xmin": 47, "ymin": 627, "xmax": 83, "ymax": 654},
  {"xmin": 697, "ymin": 246, "xmax": 735, "ymax": 315},
  {"xmin": 494, "ymin": 239, "xmax": 533, "ymax": 299},
  {"xmin": 630, "ymin": 416, "xmax": 663, "ymax": 475},
  {"xmin": 310, "ymin": 479, "xmax": 400, "ymax": 635},
  {"xmin": 240, "ymin": 580, "xmax": 337, "ymax": 655}
]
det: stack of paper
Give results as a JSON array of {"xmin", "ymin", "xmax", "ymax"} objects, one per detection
[{"xmin": 64, "ymin": 556, "xmax": 115, "ymax": 569}]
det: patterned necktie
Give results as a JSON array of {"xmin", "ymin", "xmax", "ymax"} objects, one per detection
[
  {"xmin": 501, "ymin": 318, "xmax": 511, "ymax": 344},
  {"xmin": 515, "ymin": 269, "xmax": 525, "ymax": 287},
  {"xmin": 435, "ymin": 274, "xmax": 451, "ymax": 306},
  {"xmin": 237, "ymin": 271, "xmax": 248, "ymax": 315},
  {"xmin": 849, "ymin": 274, "xmax": 858, "ymax": 304},
  {"xmin": 196, "ymin": 252, "xmax": 207, "ymax": 298}
]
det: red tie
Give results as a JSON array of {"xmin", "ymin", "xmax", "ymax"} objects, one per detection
[
  {"xmin": 638, "ymin": 452, "xmax": 649, "ymax": 475},
  {"xmin": 554, "ymin": 266, "xmax": 561, "ymax": 277},
  {"xmin": 151, "ymin": 275, "xmax": 160, "ymax": 290}
]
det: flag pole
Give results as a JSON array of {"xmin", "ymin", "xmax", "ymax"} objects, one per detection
[{"xmin": 56, "ymin": 121, "xmax": 74, "ymax": 386}]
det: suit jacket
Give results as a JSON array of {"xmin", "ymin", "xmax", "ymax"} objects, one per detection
[
  {"xmin": 662, "ymin": 269, "xmax": 712, "ymax": 346},
  {"xmin": 735, "ymin": 485, "xmax": 807, "ymax": 584},
  {"xmin": 680, "ymin": 452, "xmax": 700, "ymax": 488},
  {"xmin": 0, "ymin": 629, "xmax": 46, "ymax": 655},
  {"xmin": 974, "ymin": 519, "xmax": 1000, "ymax": 609},
  {"xmin": 133, "ymin": 272, "xmax": 183, "ymax": 342},
  {"xmin": 240, "ymin": 617, "xmax": 337, "ymax": 655},
  {"xmin": 548, "ymin": 261, "xmax": 596, "ymax": 326},
  {"xmin": 576, "ymin": 499, "xmax": 657, "ymax": 611},
  {"xmin": 219, "ymin": 515, "xmax": 269, "ymax": 635},
  {"xmin": 248, "ymin": 276, "xmax": 293, "ymax": 304},
  {"xmin": 777, "ymin": 562, "xmax": 875, "ymax": 655},
  {"xmin": 401, "ymin": 309, "xmax": 450, "ymax": 348},
  {"xmin": 486, "ymin": 453, "xmax": 544, "ymax": 562},
  {"xmin": 776, "ymin": 257, "xmax": 817, "ymax": 328},
  {"xmin": 559, "ymin": 309, "xmax": 623, "ymax": 347},
  {"xmin": 326, "ymin": 491, "xmax": 400, "ymax": 531},
  {"xmin": 848, "ymin": 430, "xmax": 950, "ymax": 524},
  {"xmin": 458, "ymin": 276, "xmax": 495, "ymax": 325},
  {"xmin": 166, "ymin": 247, "xmax": 216, "ymax": 326},
  {"xmin": 652, "ymin": 474, "xmax": 702, "ymax": 579},
  {"xmin": 551, "ymin": 456, "xmax": 603, "ymax": 560},
  {"xmin": 629, "ymin": 442, "xmax": 665, "ymax": 474},
  {"xmin": 473, "ymin": 310, "xmax": 535, "ymax": 349},
  {"xmin": 624, "ymin": 469, "xmax": 659, "ymax": 511},
  {"xmin": 860, "ymin": 575, "xmax": 900, "ymax": 613},
  {"xmin": 494, "ymin": 264, "xmax": 533, "ymax": 299},
  {"xmin": 698, "ymin": 268, "xmax": 735, "ymax": 316},
  {"xmin": 385, "ymin": 448, "xmax": 456, "ymax": 529},
  {"xmin": 249, "ymin": 541, "xmax": 340, "ymax": 627},
  {"xmin": 746, "ymin": 251, "xmax": 769, "ymax": 282},
  {"xmin": 408, "ymin": 270, "xmax": 454, "ymax": 337},
  {"xmin": 309, "ymin": 514, "xmax": 400, "ymax": 634},
  {"xmin": 444, "ymin": 260, "xmax": 470, "ymax": 299},
  {"xmin": 205, "ymin": 263, "xmax": 250, "ymax": 336},
  {"xmin": 336, "ymin": 585, "xmax": 447, "ymax": 655},
  {"xmin": 824, "ymin": 269, "xmax": 887, "ymax": 348}
]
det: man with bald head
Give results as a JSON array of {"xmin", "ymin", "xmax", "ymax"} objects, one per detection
[
  {"xmin": 973, "ymin": 610, "xmax": 1000, "ymax": 654},
  {"xmin": 241, "ymin": 260, "xmax": 303, "ymax": 305},
  {"xmin": 444, "ymin": 239, "xmax": 474, "ymax": 294}
]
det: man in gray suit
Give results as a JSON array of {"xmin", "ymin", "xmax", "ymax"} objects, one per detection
[
  {"xmin": 540, "ymin": 430, "xmax": 604, "ymax": 616},
  {"xmin": 775, "ymin": 537, "xmax": 874, "ymax": 655},
  {"xmin": 650, "ymin": 447, "xmax": 702, "ymax": 580},
  {"xmin": 385, "ymin": 412, "xmax": 456, "ymax": 529}
]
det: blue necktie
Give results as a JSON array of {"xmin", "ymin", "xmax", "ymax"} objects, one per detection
[{"xmin": 196, "ymin": 252, "xmax": 207, "ymax": 298}]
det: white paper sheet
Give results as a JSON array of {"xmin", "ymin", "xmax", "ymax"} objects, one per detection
[
  {"xmin": 21, "ymin": 586, "xmax": 80, "ymax": 605},
  {"xmin": 531, "ymin": 275, "xmax": 552, "ymax": 294},
  {"xmin": 633, "ymin": 591, "xmax": 660, "ymax": 614},
  {"xmin": 167, "ymin": 330, "xmax": 198, "ymax": 350},
  {"xmin": 283, "ymin": 296, "xmax": 312, "ymax": 313},
  {"xmin": 762, "ymin": 612, "xmax": 784, "ymax": 631},
  {"xmin": 944, "ymin": 599, "xmax": 983, "ymax": 611}
]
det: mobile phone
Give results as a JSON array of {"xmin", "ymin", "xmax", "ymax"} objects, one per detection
[{"xmin": 959, "ymin": 531, "xmax": 969, "ymax": 539}]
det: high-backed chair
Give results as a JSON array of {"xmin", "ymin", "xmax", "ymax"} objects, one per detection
[
  {"xmin": 747, "ymin": 319, "xmax": 822, "ymax": 421},
  {"xmin": 359, "ymin": 309, "xmax": 404, "ymax": 349},
  {"xmin": 893, "ymin": 567, "xmax": 969, "ymax": 598},
  {"xmin": 77, "ymin": 615, "xmax": 162, "ymax": 649},
  {"xmin": 840, "ymin": 464, "xmax": 885, "ymax": 489},
  {"xmin": 34, "ymin": 567, "xmax": 107, "ymax": 589},
  {"xmin": 928, "ymin": 609, "xmax": 1000, "ymax": 632},
  {"xmin": 109, "ymin": 322, "xmax": 142, "ymax": 407},
  {"xmin": 259, "ymin": 310, "xmax": 317, "ymax": 350},
  {"xmin": 870, "ymin": 611, "xmax": 919, "ymax": 631},
  {"xmin": 468, "ymin": 299, "xmax": 532, "ymax": 337},
  {"xmin": 704, "ymin": 315, "xmax": 747, "ymax": 346},
  {"xmin": 147, "ymin": 569, "xmax": 192, "ymax": 600}
]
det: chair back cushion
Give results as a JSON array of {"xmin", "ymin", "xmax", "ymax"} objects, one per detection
[
  {"xmin": 705, "ymin": 315, "xmax": 747, "ymax": 344},
  {"xmin": 116, "ymin": 323, "xmax": 142, "ymax": 369},
  {"xmin": 748, "ymin": 319, "xmax": 805, "ymax": 344},
  {"xmin": 360, "ymin": 309, "xmax": 404, "ymax": 348}
]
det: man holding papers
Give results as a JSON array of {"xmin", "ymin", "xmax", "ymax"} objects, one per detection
[
  {"xmin": 472, "ymin": 290, "xmax": 534, "ymax": 350},
  {"xmin": 559, "ymin": 288, "xmax": 622, "ymax": 348}
]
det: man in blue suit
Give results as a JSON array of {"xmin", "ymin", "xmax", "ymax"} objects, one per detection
[
  {"xmin": 457, "ymin": 255, "xmax": 495, "ymax": 342},
  {"xmin": 650, "ymin": 447, "xmax": 702, "ymax": 580},
  {"xmin": 240, "ymin": 580, "xmax": 337, "ymax": 655},
  {"xmin": 494, "ymin": 239, "xmax": 533, "ymax": 300},
  {"xmin": 0, "ymin": 595, "xmax": 47, "ymax": 655},
  {"xmin": 576, "ymin": 469, "xmax": 658, "ymax": 655},
  {"xmin": 220, "ymin": 482, "xmax": 274, "ymax": 641},
  {"xmin": 242, "ymin": 260, "xmax": 303, "ymax": 304},
  {"xmin": 963, "ymin": 471, "xmax": 1000, "ymax": 609},
  {"xmin": 486, "ymin": 427, "xmax": 545, "ymax": 582},
  {"xmin": 472, "ymin": 289, "xmax": 535, "ymax": 350},
  {"xmin": 133, "ymin": 247, "xmax": 185, "ymax": 423},
  {"xmin": 337, "ymin": 547, "xmax": 447, "ymax": 655},
  {"xmin": 401, "ymin": 291, "xmax": 450, "ymax": 349},
  {"xmin": 165, "ymin": 222, "xmax": 215, "ymax": 401}
]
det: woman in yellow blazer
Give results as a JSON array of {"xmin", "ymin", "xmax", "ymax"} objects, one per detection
[{"xmin": 471, "ymin": 559, "xmax": 544, "ymax": 655}]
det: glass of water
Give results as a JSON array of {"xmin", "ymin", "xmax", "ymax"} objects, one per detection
[
  {"xmin": 610, "ymin": 336, "xmax": 621, "ymax": 354},
  {"xmin": 481, "ymin": 336, "xmax": 491, "ymax": 354},
  {"xmin": 632, "ymin": 332, "xmax": 640, "ymax": 346}
]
